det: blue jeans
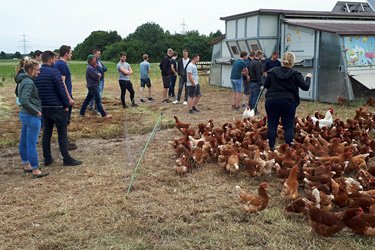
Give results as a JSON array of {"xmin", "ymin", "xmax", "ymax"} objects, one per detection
[
  {"xmin": 265, "ymin": 98, "xmax": 296, "ymax": 149},
  {"xmin": 169, "ymin": 75, "xmax": 177, "ymax": 96},
  {"xmin": 19, "ymin": 112, "xmax": 41, "ymax": 169},
  {"xmin": 89, "ymin": 80, "xmax": 104, "ymax": 111},
  {"xmin": 249, "ymin": 82, "xmax": 261, "ymax": 112},
  {"xmin": 80, "ymin": 87, "xmax": 107, "ymax": 116}
]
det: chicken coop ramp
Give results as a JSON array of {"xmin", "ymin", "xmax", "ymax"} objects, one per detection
[{"xmin": 349, "ymin": 70, "xmax": 375, "ymax": 89}]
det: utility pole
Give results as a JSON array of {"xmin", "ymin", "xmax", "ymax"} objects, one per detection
[
  {"xmin": 180, "ymin": 18, "xmax": 187, "ymax": 34},
  {"xmin": 18, "ymin": 32, "xmax": 30, "ymax": 54}
]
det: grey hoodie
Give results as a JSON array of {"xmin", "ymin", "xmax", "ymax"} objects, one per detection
[{"xmin": 16, "ymin": 73, "xmax": 42, "ymax": 115}]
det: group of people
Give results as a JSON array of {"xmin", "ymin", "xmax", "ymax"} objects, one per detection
[
  {"xmin": 117, "ymin": 48, "xmax": 202, "ymax": 114},
  {"xmin": 16, "ymin": 46, "xmax": 84, "ymax": 179},
  {"xmin": 160, "ymin": 49, "xmax": 202, "ymax": 114},
  {"xmin": 16, "ymin": 44, "xmax": 311, "ymax": 178},
  {"xmin": 230, "ymin": 50, "xmax": 312, "ymax": 149}
]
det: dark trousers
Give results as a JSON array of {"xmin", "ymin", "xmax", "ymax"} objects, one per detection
[
  {"xmin": 80, "ymin": 87, "xmax": 107, "ymax": 116},
  {"xmin": 265, "ymin": 98, "xmax": 296, "ymax": 149},
  {"xmin": 42, "ymin": 107, "xmax": 71, "ymax": 162},
  {"xmin": 249, "ymin": 82, "xmax": 261, "ymax": 112},
  {"xmin": 169, "ymin": 75, "xmax": 177, "ymax": 96},
  {"xmin": 177, "ymin": 76, "xmax": 188, "ymax": 102},
  {"xmin": 119, "ymin": 80, "xmax": 135, "ymax": 107}
]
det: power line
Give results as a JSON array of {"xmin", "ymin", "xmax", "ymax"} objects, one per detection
[
  {"xmin": 180, "ymin": 18, "xmax": 187, "ymax": 34},
  {"xmin": 18, "ymin": 32, "xmax": 30, "ymax": 54}
]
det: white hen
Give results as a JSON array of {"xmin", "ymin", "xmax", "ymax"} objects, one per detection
[
  {"xmin": 311, "ymin": 108, "xmax": 334, "ymax": 129},
  {"xmin": 243, "ymin": 106, "xmax": 255, "ymax": 118}
]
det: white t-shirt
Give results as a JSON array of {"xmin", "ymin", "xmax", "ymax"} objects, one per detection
[
  {"xmin": 183, "ymin": 58, "xmax": 190, "ymax": 69},
  {"xmin": 186, "ymin": 63, "xmax": 198, "ymax": 87}
]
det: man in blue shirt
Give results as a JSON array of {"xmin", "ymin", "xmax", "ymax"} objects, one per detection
[
  {"xmin": 54, "ymin": 45, "xmax": 76, "ymax": 150},
  {"xmin": 230, "ymin": 51, "xmax": 249, "ymax": 111},
  {"xmin": 34, "ymin": 51, "xmax": 82, "ymax": 167},
  {"xmin": 139, "ymin": 54, "xmax": 155, "ymax": 103},
  {"xmin": 263, "ymin": 51, "xmax": 281, "ymax": 77},
  {"xmin": 89, "ymin": 49, "xmax": 107, "ymax": 113}
]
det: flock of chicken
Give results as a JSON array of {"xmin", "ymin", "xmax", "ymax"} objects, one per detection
[{"xmin": 170, "ymin": 105, "xmax": 375, "ymax": 237}]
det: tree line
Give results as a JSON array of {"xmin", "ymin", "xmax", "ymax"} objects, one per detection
[
  {"xmin": 0, "ymin": 23, "xmax": 222, "ymax": 63},
  {"xmin": 73, "ymin": 22, "xmax": 222, "ymax": 63}
]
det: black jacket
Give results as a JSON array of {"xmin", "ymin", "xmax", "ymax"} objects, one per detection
[
  {"xmin": 177, "ymin": 58, "xmax": 191, "ymax": 76},
  {"xmin": 160, "ymin": 55, "xmax": 171, "ymax": 76},
  {"xmin": 248, "ymin": 58, "xmax": 262, "ymax": 85},
  {"xmin": 264, "ymin": 67, "xmax": 311, "ymax": 106}
]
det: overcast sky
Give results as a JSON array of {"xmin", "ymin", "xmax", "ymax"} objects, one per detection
[{"xmin": 0, "ymin": 0, "xmax": 368, "ymax": 53}]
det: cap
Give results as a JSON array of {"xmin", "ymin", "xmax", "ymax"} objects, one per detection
[{"xmin": 87, "ymin": 54, "xmax": 95, "ymax": 61}]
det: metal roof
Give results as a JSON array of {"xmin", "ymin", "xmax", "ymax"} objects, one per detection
[
  {"xmin": 207, "ymin": 34, "xmax": 226, "ymax": 45},
  {"xmin": 285, "ymin": 21, "xmax": 375, "ymax": 35},
  {"xmin": 220, "ymin": 8, "xmax": 375, "ymax": 21}
]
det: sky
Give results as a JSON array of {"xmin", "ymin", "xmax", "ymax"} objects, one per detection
[{"xmin": 0, "ymin": 0, "xmax": 369, "ymax": 53}]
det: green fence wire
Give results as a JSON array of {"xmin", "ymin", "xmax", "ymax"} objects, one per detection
[{"xmin": 126, "ymin": 112, "xmax": 163, "ymax": 199}]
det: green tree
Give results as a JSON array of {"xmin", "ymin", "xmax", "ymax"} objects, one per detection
[
  {"xmin": 73, "ymin": 30, "xmax": 122, "ymax": 60},
  {"xmin": 126, "ymin": 22, "xmax": 167, "ymax": 62},
  {"xmin": 209, "ymin": 30, "xmax": 223, "ymax": 38},
  {"xmin": 101, "ymin": 40, "xmax": 143, "ymax": 64},
  {"xmin": 0, "ymin": 51, "xmax": 7, "ymax": 59},
  {"xmin": 12, "ymin": 51, "xmax": 21, "ymax": 59}
]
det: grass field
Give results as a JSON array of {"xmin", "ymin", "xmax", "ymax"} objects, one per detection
[{"xmin": 1, "ymin": 59, "xmax": 374, "ymax": 249}]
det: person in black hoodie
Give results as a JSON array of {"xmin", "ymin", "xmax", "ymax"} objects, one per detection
[
  {"xmin": 264, "ymin": 52, "xmax": 312, "ymax": 150},
  {"xmin": 160, "ymin": 48, "xmax": 173, "ymax": 103}
]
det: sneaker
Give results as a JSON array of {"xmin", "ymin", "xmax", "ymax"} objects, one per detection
[
  {"xmin": 131, "ymin": 103, "xmax": 139, "ymax": 107},
  {"xmin": 171, "ymin": 95, "xmax": 176, "ymax": 99},
  {"xmin": 173, "ymin": 100, "xmax": 180, "ymax": 104},
  {"xmin": 103, "ymin": 115, "xmax": 112, "ymax": 119},
  {"xmin": 32, "ymin": 172, "xmax": 49, "ymax": 179},
  {"xmin": 162, "ymin": 99, "xmax": 168, "ymax": 103},
  {"xmin": 183, "ymin": 101, "xmax": 188, "ymax": 105},
  {"xmin": 231, "ymin": 105, "xmax": 235, "ymax": 110},
  {"xmin": 242, "ymin": 103, "xmax": 246, "ymax": 108},
  {"xmin": 166, "ymin": 99, "xmax": 171, "ymax": 103},
  {"xmin": 44, "ymin": 157, "xmax": 54, "ymax": 166},
  {"xmin": 193, "ymin": 106, "xmax": 200, "ymax": 112},
  {"xmin": 148, "ymin": 98, "xmax": 155, "ymax": 102},
  {"xmin": 123, "ymin": 105, "xmax": 128, "ymax": 109},
  {"xmin": 189, "ymin": 109, "xmax": 197, "ymax": 114},
  {"xmin": 97, "ymin": 112, "xmax": 101, "ymax": 116},
  {"xmin": 68, "ymin": 143, "xmax": 77, "ymax": 151},
  {"xmin": 140, "ymin": 99, "xmax": 145, "ymax": 103},
  {"xmin": 63, "ymin": 158, "xmax": 83, "ymax": 166},
  {"xmin": 88, "ymin": 108, "xmax": 93, "ymax": 111}
]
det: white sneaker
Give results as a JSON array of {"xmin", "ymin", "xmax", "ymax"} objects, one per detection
[
  {"xmin": 173, "ymin": 100, "xmax": 179, "ymax": 104},
  {"xmin": 183, "ymin": 101, "xmax": 188, "ymax": 105}
]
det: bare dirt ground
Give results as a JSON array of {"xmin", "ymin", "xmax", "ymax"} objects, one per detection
[{"xmin": 1, "ymin": 74, "xmax": 374, "ymax": 249}]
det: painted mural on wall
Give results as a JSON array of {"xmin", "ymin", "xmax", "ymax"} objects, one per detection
[{"xmin": 345, "ymin": 36, "xmax": 375, "ymax": 67}]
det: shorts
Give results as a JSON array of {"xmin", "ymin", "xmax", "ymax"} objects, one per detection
[
  {"xmin": 243, "ymin": 80, "xmax": 250, "ymax": 95},
  {"xmin": 187, "ymin": 84, "xmax": 201, "ymax": 98},
  {"xmin": 140, "ymin": 78, "xmax": 151, "ymax": 88},
  {"xmin": 162, "ymin": 75, "xmax": 170, "ymax": 89},
  {"xmin": 231, "ymin": 79, "xmax": 242, "ymax": 92}
]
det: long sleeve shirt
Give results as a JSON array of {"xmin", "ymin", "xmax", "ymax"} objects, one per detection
[
  {"xmin": 34, "ymin": 64, "xmax": 70, "ymax": 108},
  {"xmin": 86, "ymin": 63, "xmax": 100, "ymax": 88}
]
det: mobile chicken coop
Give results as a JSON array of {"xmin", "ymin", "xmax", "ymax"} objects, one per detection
[{"xmin": 209, "ymin": 1, "xmax": 375, "ymax": 102}]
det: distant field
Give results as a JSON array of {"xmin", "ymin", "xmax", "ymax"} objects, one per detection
[{"xmin": 0, "ymin": 59, "xmax": 163, "ymax": 85}]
